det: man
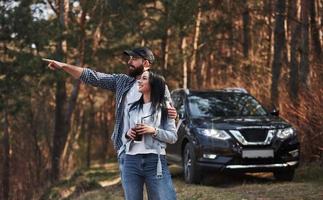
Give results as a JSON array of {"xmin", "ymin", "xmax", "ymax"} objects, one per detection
[{"xmin": 44, "ymin": 47, "xmax": 177, "ymax": 188}]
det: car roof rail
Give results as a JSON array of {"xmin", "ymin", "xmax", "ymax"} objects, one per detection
[
  {"xmin": 171, "ymin": 88, "xmax": 190, "ymax": 95},
  {"xmin": 223, "ymin": 87, "xmax": 248, "ymax": 93},
  {"xmin": 171, "ymin": 88, "xmax": 248, "ymax": 94}
]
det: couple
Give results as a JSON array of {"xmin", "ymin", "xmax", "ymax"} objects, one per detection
[{"xmin": 45, "ymin": 47, "xmax": 177, "ymax": 200}]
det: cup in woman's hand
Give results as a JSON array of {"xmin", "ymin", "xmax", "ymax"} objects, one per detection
[{"xmin": 134, "ymin": 124, "xmax": 142, "ymax": 142}]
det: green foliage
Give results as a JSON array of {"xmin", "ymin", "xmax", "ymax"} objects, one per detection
[
  {"xmin": 0, "ymin": 0, "xmax": 54, "ymax": 114},
  {"xmin": 171, "ymin": 0, "xmax": 197, "ymax": 30}
]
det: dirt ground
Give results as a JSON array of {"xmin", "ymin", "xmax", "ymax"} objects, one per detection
[{"xmin": 61, "ymin": 162, "xmax": 323, "ymax": 200}]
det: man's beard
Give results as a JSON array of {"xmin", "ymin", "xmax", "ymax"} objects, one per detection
[{"xmin": 128, "ymin": 64, "xmax": 144, "ymax": 77}]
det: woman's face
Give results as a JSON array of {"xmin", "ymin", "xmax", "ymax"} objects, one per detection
[{"xmin": 138, "ymin": 71, "xmax": 150, "ymax": 94}]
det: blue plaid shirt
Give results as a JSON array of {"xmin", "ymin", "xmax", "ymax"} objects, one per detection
[
  {"xmin": 80, "ymin": 68, "xmax": 136, "ymax": 150},
  {"xmin": 79, "ymin": 68, "xmax": 172, "ymax": 151}
]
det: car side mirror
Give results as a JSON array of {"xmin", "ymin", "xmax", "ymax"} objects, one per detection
[
  {"xmin": 178, "ymin": 112, "xmax": 185, "ymax": 119},
  {"xmin": 271, "ymin": 108, "xmax": 279, "ymax": 116}
]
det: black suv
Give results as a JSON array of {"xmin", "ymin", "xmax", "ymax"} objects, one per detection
[{"xmin": 167, "ymin": 88, "xmax": 300, "ymax": 184}]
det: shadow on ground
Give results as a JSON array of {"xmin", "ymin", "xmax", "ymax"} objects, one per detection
[{"xmin": 169, "ymin": 164, "xmax": 284, "ymax": 187}]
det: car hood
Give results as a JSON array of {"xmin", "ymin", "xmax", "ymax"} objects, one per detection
[{"xmin": 191, "ymin": 116, "xmax": 290, "ymax": 130}]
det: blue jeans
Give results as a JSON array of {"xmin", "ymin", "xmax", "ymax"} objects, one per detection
[
  {"xmin": 118, "ymin": 151, "xmax": 126, "ymax": 188},
  {"xmin": 123, "ymin": 154, "xmax": 177, "ymax": 200}
]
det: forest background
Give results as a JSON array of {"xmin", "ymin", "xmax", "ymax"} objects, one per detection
[{"xmin": 0, "ymin": 0, "xmax": 322, "ymax": 199}]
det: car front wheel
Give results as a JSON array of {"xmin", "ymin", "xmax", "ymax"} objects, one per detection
[{"xmin": 183, "ymin": 143, "xmax": 201, "ymax": 184}]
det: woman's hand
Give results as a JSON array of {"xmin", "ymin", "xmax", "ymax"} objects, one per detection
[
  {"xmin": 135, "ymin": 124, "xmax": 156, "ymax": 135},
  {"xmin": 167, "ymin": 106, "xmax": 177, "ymax": 119},
  {"xmin": 126, "ymin": 128, "xmax": 137, "ymax": 140}
]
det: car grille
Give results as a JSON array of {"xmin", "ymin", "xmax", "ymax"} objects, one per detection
[
  {"xmin": 239, "ymin": 129, "xmax": 268, "ymax": 142},
  {"xmin": 230, "ymin": 129, "xmax": 274, "ymax": 145}
]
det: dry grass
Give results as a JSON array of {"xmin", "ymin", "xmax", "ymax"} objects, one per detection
[
  {"xmin": 171, "ymin": 164, "xmax": 323, "ymax": 200},
  {"xmin": 42, "ymin": 162, "xmax": 323, "ymax": 200}
]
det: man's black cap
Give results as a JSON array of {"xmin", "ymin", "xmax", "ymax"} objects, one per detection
[{"xmin": 124, "ymin": 47, "xmax": 155, "ymax": 64}]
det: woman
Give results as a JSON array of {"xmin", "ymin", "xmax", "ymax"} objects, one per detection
[{"xmin": 122, "ymin": 70, "xmax": 177, "ymax": 200}]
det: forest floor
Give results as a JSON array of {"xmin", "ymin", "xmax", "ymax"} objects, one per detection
[{"xmin": 41, "ymin": 162, "xmax": 323, "ymax": 200}]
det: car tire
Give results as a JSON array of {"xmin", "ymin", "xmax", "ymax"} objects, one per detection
[
  {"xmin": 183, "ymin": 143, "xmax": 201, "ymax": 184},
  {"xmin": 273, "ymin": 169, "xmax": 295, "ymax": 181}
]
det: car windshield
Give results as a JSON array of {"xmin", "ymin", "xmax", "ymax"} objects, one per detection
[{"xmin": 188, "ymin": 92, "xmax": 268, "ymax": 118}]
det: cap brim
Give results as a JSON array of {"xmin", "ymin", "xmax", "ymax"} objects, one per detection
[{"xmin": 123, "ymin": 50, "xmax": 138, "ymax": 56}]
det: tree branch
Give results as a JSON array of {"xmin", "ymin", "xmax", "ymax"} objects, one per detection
[{"xmin": 47, "ymin": 0, "xmax": 58, "ymax": 16}]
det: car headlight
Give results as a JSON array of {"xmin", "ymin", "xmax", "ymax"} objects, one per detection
[
  {"xmin": 276, "ymin": 127, "xmax": 295, "ymax": 139},
  {"xmin": 198, "ymin": 128, "xmax": 231, "ymax": 140}
]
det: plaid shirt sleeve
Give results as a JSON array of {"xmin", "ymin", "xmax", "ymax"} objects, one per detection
[{"xmin": 79, "ymin": 68, "xmax": 118, "ymax": 92}]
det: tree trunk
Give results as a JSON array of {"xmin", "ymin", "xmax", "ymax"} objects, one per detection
[
  {"xmin": 99, "ymin": 108, "xmax": 106, "ymax": 163},
  {"xmin": 242, "ymin": 0, "xmax": 250, "ymax": 59},
  {"xmin": 271, "ymin": 0, "xmax": 286, "ymax": 106},
  {"xmin": 51, "ymin": 0, "xmax": 88, "ymax": 180},
  {"xmin": 300, "ymin": 0, "xmax": 310, "ymax": 88},
  {"xmin": 180, "ymin": 34, "xmax": 188, "ymax": 89},
  {"xmin": 100, "ymin": 100, "xmax": 110, "ymax": 163},
  {"xmin": 2, "ymin": 109, "xmax": 10, "ymax": 200},
  {"xmin": 226, "ymin": 1, "xmax": 237, "ymax": 76},
  {"xmin": 288, "ymin": 0, "xmax": 301, "ymax": 102},
  {"xmin": 197, "ymin": 55, "xmax": 206, "ymax": 89},
  {"xmin": 207, "ymin": 52, "xmax": 215, "ymax": 87},
  {"xmin": 309, "ymin": 0, "xmax": 322, "ymax": 60},
  {"xmin": 60, "ymin": 6, "xmax": 87, "ymax": 171},
  {"xmin": 266, "ymin": 0, "xmax": 273, "ymax": 69},
  {"xmin": 29, "ymin": 108, "xmax": 43, "ymax": 186},
  {"xmin": 319, "ymin": 0, "xmax": 323, "ymax": 40},
  {"xmin": 87, "ymin": 98, "xmax": 95, "ymax": 168},
  {"xmin": 51, "ymin": 0, "xmax": 68, "ymax": 182},
  {"xmin": 64, "ymin": 3, "xmax": 87, "ymax": 137},
  {"xmin": 52, "ymin": 78, "xmax": 67, "ymax": 182},
  {"xmin": 161, "ymin": 1, "xmax": 171, "ymax": 73},
  {"xmin": 189, "ymin": 5, "xmax": 202, "ymax": 88}
]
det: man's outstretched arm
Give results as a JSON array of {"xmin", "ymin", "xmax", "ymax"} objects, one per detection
[
  {"xmin": 43, "ymin": 58, "xmax": 119, "ymax": 91},
  {"xmin": 43, "ymin": 58, "xmax": 83, "ymax": 79}
]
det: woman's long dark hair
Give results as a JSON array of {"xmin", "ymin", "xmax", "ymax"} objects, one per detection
[{"xmin": 129, "ymin": 71, "xmax": 168, "ymax": 124}]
